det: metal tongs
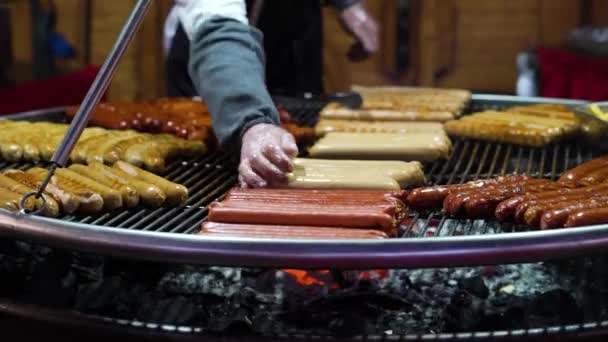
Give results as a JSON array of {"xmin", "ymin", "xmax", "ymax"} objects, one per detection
[{"xmin": 19, "ymin": 0, "xmax": 152, "ymax": 215}]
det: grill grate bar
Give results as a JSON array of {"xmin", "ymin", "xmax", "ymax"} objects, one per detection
[
  {"xmin": 526, "ymin": 147, "xmax": 535, "ymax": 176},
  {"xmin": 431, "ymin": 140, "xmax": 463, "ymax": 185},
  {"xmin": 472, "ymin": 142, "xmax": 492, "ymax": 180},
  {"xmin": 172, "ymin": 177, "xmax": 237, "ymax": 232},
  {"xmin": 458, "ymin": 141, "xmax": 480, "ymax": 184},
  {"xmin": 141, "ymin": 171, "xmax": 236, "ymax": 233},
  {"xmin": 499, "ymin": 145, "xmax": 513, "ymax": 176},
  {"xmin": 513, "ymin": 146, "xmax": 524, "ymax": 174},
  {"xmin": 445, "ymin": 140, "xmax": 470, "ymax": 185},
  {"xmin": 131, "ymin": 162, "xmax": 228, "ymax": 231},
  {"xmin": 484, "ymin": 144, "xmax": 502, "ymax": 178},
  {"xmin": 168, "ymin": 176, "xmax": 237, "ymax": 233}
]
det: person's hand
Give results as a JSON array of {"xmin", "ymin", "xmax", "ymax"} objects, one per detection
[
  {"xmin": 239, "ymin": 123, "xmax": 298, "ymax": 188},
  {"xmin": 339, "ymin": 2, "xmax": 379, "ymax": 54}
]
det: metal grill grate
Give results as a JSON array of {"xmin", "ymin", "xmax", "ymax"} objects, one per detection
[{"xmin": 0, "ymin": 97, "xmax": 598, "ymax": 237}]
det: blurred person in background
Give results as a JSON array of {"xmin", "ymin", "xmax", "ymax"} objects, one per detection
[{"xmin": 166, "ymin": 0, "xmax": 378, "ymax": 188}]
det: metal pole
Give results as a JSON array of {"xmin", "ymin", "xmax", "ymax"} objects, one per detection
[{"xmin": 19, "ymin": 0, "xmax": 152, "ymax": 213}]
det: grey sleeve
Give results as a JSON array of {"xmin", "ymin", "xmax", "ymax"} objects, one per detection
[
  {"xmin": 188, "ymin": 16, "xmax": 279, "ymax": 156},
  {"xmin": 330, "ymin": 0, "xmax": 359, "ymax": 11}
]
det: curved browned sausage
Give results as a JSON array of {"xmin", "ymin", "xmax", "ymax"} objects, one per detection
[
  {"xmin": 541, "ymin": 197, "xmax": 608, "ymax": 229},
  {"xmin": 565, "ymin": 208, "xmax": 608, "ymax": 228},
  {"xmin": 559, "ymin": 157, "xmax": 608, "ymax": 186}
]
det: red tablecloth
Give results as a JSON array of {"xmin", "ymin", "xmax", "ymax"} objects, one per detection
[
  {"xmin": 0, "ymin": 65, "xmax": 101, "ymax": 115},
  {"xmin": 538, "ymin": 47, "xmax": 608, "ymax": 101}
]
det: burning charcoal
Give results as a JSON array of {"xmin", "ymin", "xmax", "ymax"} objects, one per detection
[
  {"xmin": 207, "ymin": 307, "xmax": 255, "ymax": 334},
  {"xmin": 241, "ymin": 269, "xmax": 276, "ymax": 293},
  {"xmin": 70, "ymin": 253, "xmax": 106, "ymax": 283},
  {"xmin": 459, "ymin": 276, "xmax": 489, "ymax": 299},
  {"xmin": 74, "ymin": 276, "xmax": 141, "ymax": 318},
  {"xmin": 477, "ymin": 306, "xmax": 527, "ymax": 331},
  {"xmin": 158, "ymin": 266, "xmax": 243, "ymax": 298},
  {"xmin": 527, "ymin": 289, "xmax": 581, "ymax": 326},
  {"xmin": 443, "ymin": 290, "xmax": 486, "ymax": 331},
  {"xmin": 136, "ymin": 295, "xmax": 195, "ymax": 325}
]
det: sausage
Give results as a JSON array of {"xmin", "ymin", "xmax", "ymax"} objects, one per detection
[
  {"xmin": 558, "ymin": 156, "xmax": 608, "ymax": 186},
  {"xmin": 208, "ymin": 202, "xmax": 397, "ymax": 236},
  {"xmin": 495, "ymin": 187, "xmax": 581, "ymax": 222},
  {"xmin": 26, "ymin": 168, "xmax": 104, "ymax": 215},
  {"xmin": 308, "ymin": 132, "xmax": 452, "ymax": 163},
  {"xmin": 224, "ymin": 188, "xmax": 407, "ymax": 205},
  {"xmin": 102, "ymin": 135, "xmax": 150, "ymax": 164},
  {"xmin": 71, "ymin": 133, "xmax": 114, "ymax": 164},
  {"xmin": 443, "ymin": 178, "xmax": 550, "ymax": 216},
  {"xmin": 114, "ymin": 161, "xmax": 187, "ymax": 206},
  {"xmin": 514, "ymin": 185, "xmax": 608, "ymax": 224},
  {"xmin": 541, "ymin": 197, "xmax": 608, "ymax": 229},
  {"xmin": 577, "ymin": 167, "xmax": 608, "ymax": 186},
  {"xmin": 66, "ymin": 104, "xmax": 139, "ymax": 130},
  {"xmin": 55, "ymin": 168, "xmax": 123, "ymax": 211},
  {"xmin": 462, "ymin": 181, "xmax": 566, "ymax": 218},
  {"xmin": 0, "ymin": 174, "xmax": 60, "ymax": 217},
  {"xmin": 565, "ymin": 208, "xmax": 608, "ymax": 228},
  {"xmin": 223, "ymin": 197, "xmax": 401, "ymax": 218},
  {"xmin": 0, "ymin": 189, "xmax": 21, "ymax": 212},
  {"xmin": 0, "ymin": 187, "xmax": 36, "ymax": 212},
  {"xmin": 88, "ymin": 162, "xmax": 166, "ymax": 207},
  {"xmin": 513, "ymin": 183, "xmax": 608, "ymax": 223},
  {"xmin": 84, "ymin": 131, "xmax": 139, "ymax": 164},
  {"xmin": 523, "ymin": 194, "xmax": 608, "ymax": 227},
  {"xmin": 444, "ymin": 119, "xmax": 557, "ymax": 147},
  {"xmin": 518, "ymin": 193, "xmax": 591, "ymax": 226},
  {"xmin": 294, "ymin": 159, "xmax": 426, "ymax": 189},
  {"xmin": 407, "ymin": 175, "xmax": 530, "ymax": 211},
  {"xmin": 3, "ymin": 170, "xmax": 80, "ymax": 214},
  {"xmin": 68, "ymin": 164, "xmax": 140, "ymax": 208},
  {"xmin": 200, "ymin": 222, "xmax": 388, "ymax": 239}
]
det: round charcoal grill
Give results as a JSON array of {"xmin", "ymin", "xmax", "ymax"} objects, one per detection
[
  {"xmin": 0, "ymin": 94, "xmax": 602, "ymax": 269},
  {"xmin": 2, "ymin": 94, "xmax": 608, "ymax": 341}
]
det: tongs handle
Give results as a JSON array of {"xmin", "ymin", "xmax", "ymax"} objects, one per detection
[
  {"xmin": 19, "ymin": 0, "xmax": 151, "ymax": 214},
  {"xmin": 52, "ymin": 0, "xmax": 151, "ymax": 166}
]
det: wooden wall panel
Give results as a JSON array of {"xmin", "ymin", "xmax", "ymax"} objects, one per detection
[
  {"xmin": 90, "ymin": 0, "xmax": 171, "ymax": 101},
  {"xmin": 91, "ymin": 0, "xmax": 138, "ymax": 100},
  {"xmin": 54, "ymin": 0, "xmax": 86, "ymax": 72},
  {"xmin": 322, "ymin": 1, "xmax": 411, "ymax": 93},
  {"xmin": 436, "ymin": 0, "xmax": 584, "ymax": 93},
  {"xmin": 591, "ymin": 0, "xmax": 608, "ymax": 25},
  {"xmin": 436, "ymin": 0, "xmax": 540, "ymax": 92},
  {"xmin": 6, "ymin": 1, "xmax": 31, "ymax": 64},
  {"xmin": 539, "ymin": 0, "xmax": 582, "ymax": 46}
]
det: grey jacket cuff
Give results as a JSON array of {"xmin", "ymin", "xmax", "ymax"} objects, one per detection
[
  {"xmin": 330, "ymin": 0, "xmax": 360, "ymax": 11},
  {"xmin": 188, "ymin": 16, "xmax": 279, "ymax": 157}
]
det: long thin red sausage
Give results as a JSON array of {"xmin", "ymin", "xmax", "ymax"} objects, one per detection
[
  {"xmin": 541, "ymin": 197, "xmax": 608, "ymax": 229},
  {"xmin": 524, "ymin": 195, "xmax": 608, "ymax": 227},
  {"xmin": 444, "ymin": 178, "xmax": 555, "ymax": 216},
  {"xmin": 200, "ymin": 222, "xmax": 389, "ymax": 239},
  {"xmin": 208, "ymin": 203, "xmax": 397, "ymax": 235},
  {"xmin": 406, "ymin": 175, "xmax": 530, "ymax": 211},
  {"xmin": 463, "ymin": 182, "xmax": 565, "ymax": 218},
  {"xmin": 577, "ymin": 167, "xmax": 608, "ymax": 186},
  {"xmin": 558, "ymin": 157, "xmax": 608, "ymax": 186},
  {"xmin": 495, "ymin": 183, "xmax": 603, "ymax": 222},
  {"xmin": 565, "ymin": 208, "xmax": 608, "ymax": 228}
]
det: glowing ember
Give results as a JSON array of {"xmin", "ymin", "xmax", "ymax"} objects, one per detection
[
  {"xmin": 281, "ymin": 269, "xmax": 389, "ymax": 288},
  {"xmin": 282, "ymin": 269, "xmax": 334, "ymax": 287}
]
